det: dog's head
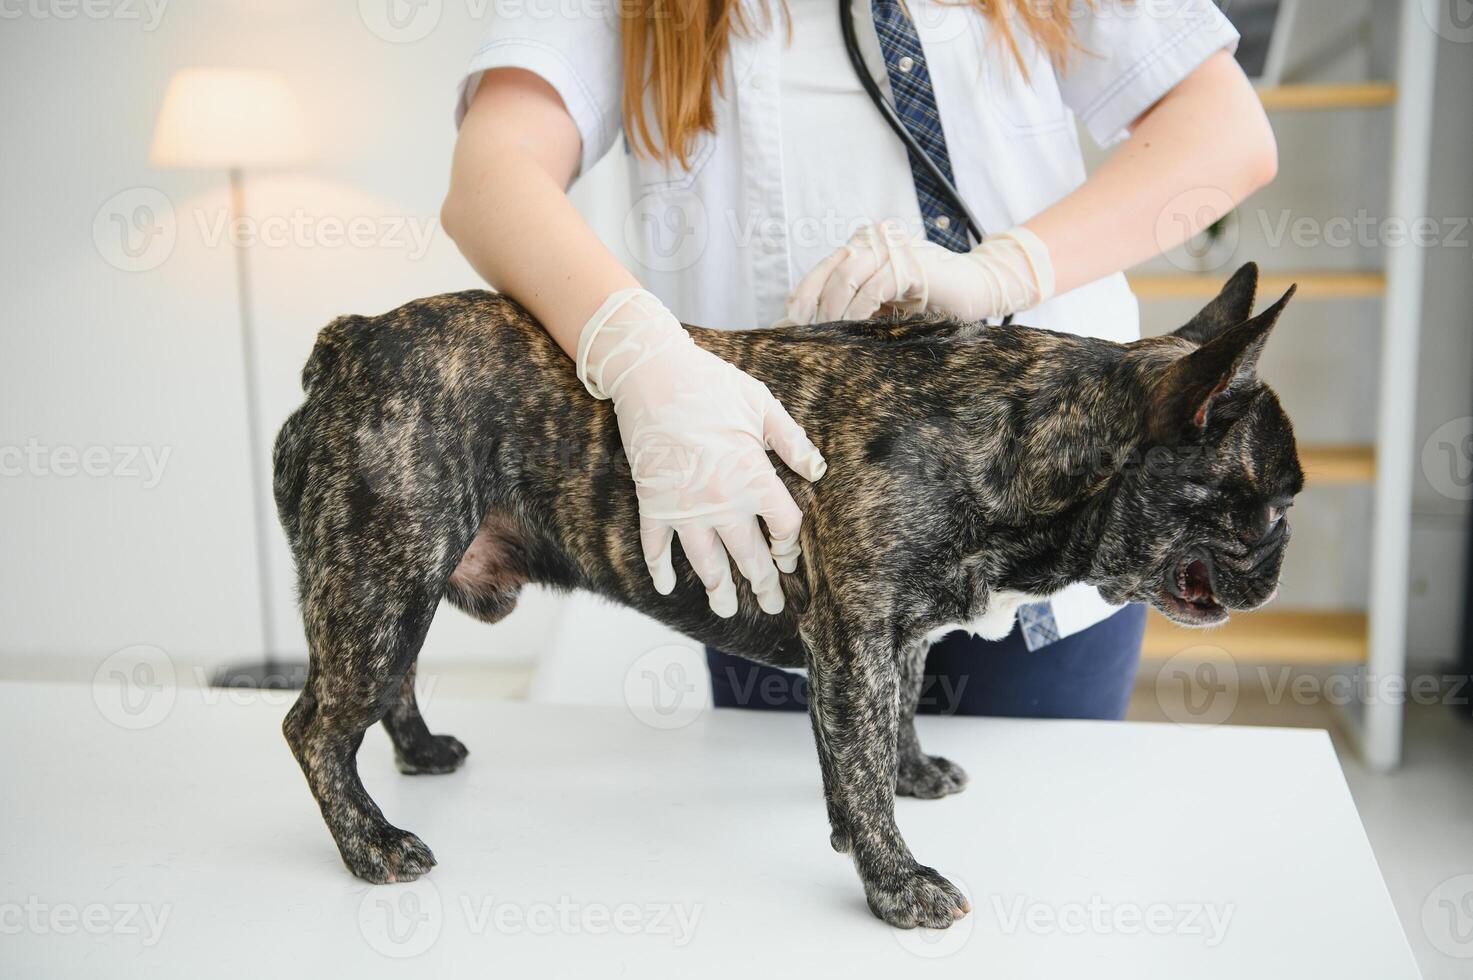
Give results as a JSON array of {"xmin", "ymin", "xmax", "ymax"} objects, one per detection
[{"xmin": 1092, "ymin": 263, "xmax": 1303, "ymax": 626}]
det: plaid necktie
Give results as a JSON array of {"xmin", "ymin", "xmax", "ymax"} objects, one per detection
[
  {"xmin": 1016, "ymin": 600, "xmax": 1061, "ymax": 652},
  {"xmin": 870, "ymin": 0, "xmax": 1061, "ymax": 648},
  {"xmin": 869, "ymin": 0, "xmax": 970, "ymax": 252}
]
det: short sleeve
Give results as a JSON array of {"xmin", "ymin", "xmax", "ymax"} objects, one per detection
[
  {"xmin": 454, "ymin": 9, "xmax": 623, "ymax": 180},
  {"xmin": 1058, "ymin": 0, "xmax": 1240, "ymax": 148}
]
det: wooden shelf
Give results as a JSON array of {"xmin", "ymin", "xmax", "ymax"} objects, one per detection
[
  {"xmin": 1302, "ymin": 444, "xmax": 1376, "ymax": 485},
  {"xmin": 1258, "ymin": 82, "xmax": 1396, "ymax": 111},
  {"xmin": 1143, "ymin": 609, "xmax": 1367, "ymax": 664},
  {"xmin": 1128, "ymin": 270, "xmax": 1385, "ymax": 301}
]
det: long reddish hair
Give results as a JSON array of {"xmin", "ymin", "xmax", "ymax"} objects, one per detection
[{"xmin": 620, "ymin": 0, "xmax": 1091, "ymax": 168}]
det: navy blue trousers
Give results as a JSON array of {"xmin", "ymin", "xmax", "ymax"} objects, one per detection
[{"xmin": 706, "ymin": 603, "xmax": 1146, "ymax": 720}]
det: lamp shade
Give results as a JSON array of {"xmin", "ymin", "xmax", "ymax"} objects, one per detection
[{"xmin": 149, "ymin": 68, "xmax": 313, "ymax": 169}]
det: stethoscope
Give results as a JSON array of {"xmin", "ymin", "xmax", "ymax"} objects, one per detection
[
  {"xmin": 839, "ymin": 0, "xmax": 991, "ymax": 247},
  {"xmin": 839, "ymin": 0, "xmax": 1013, "ymax": 323}
]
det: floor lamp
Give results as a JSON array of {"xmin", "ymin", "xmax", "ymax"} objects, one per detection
[{"xmin": 150, "ymin": 69, "xmax": 313, "ymax": 689}]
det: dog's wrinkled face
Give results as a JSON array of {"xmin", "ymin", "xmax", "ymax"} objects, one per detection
[
  {"xmin": 1139, "ymin": 383, "xmax": 1302, "ymax": 626},
  {"xmin": 1092, "ymin": 264, "xmax": 1304, "ymax": 626}
]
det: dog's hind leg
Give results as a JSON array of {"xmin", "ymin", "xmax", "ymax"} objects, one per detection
[
  {"xmin": 382, "ymin": 666, "xmax": 469, "ymax": 775},
  {"xmin": 379, "ymin": 508, "xmax": 528, "ymax": 775},
  {"xmin": 894, "ymin": 643, "xmax": 968, "ymax": 799},
  {"xmin": 283, "ymin": 560, "xmax": 446, "ymax": 884}
]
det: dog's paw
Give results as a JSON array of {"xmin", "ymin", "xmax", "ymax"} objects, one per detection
[
  {"xmin": 864, "ymin": 864, "xmax": 970, "ymax": 929},
  {"xmin": 896, "ymin": 753, "xmax": 968, "ymax": 799},
  {"xmin": 341, "ymin": 826, "xmax": 438, "ymax": 884},
  {"xmin": 394, "ymin": 734, "xmax": 469, "ymax": 775}
]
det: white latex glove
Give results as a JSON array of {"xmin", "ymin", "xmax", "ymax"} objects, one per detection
[
  {"xmin": 783, "ymin": 219, "xmax": 1055, "ymax": 325},
  {"xmin": 578, "ymin": 288, "xmax": 827, "ymax": 618}
]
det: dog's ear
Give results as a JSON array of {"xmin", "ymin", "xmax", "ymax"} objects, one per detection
[
  {"xmin": 1173, "ymin": 262, "xmax": 1260, "ymax": 345},
  {"xmin": 1149, "ymin": 284, "xmax": 1295, "ymax": 442}
]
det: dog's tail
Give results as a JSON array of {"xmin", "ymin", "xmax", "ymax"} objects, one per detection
[
  {"xmin": 271, "ymin": 405, "xmax": 310, "ymax": 561},
  {"xmin": 273, "ymin": 314, "xmax": 362, "ymax": 558},
  {"xmin": 299, "ymin": 314, "xmax": 364, "ymax": 395}
]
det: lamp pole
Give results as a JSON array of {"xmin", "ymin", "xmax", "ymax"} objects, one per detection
[
  {"xmin": 150, "ymin": 70, "xmax": 313, "ymax": 689},
  {"xmin": 212, "ymin": 168, "xmax": 304, "ymax": 690}
]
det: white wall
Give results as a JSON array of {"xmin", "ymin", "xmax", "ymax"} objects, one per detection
[
  {"xmin": 1, "ymin": 0, "xmax": 1468, "ymax": 678},
  {"xmin": 0, "ymin": 0, "xmax": 613, "ymax": 671}
]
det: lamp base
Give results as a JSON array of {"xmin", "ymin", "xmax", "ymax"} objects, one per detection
[{"xmin": 210, "ymin": 660, "xmax": 307, "ymax": 691}]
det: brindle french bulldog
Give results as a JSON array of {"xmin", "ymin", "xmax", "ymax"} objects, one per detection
[{"xmin": 274, "ymin": 262, "xmax": 1301, "ymax": 928}]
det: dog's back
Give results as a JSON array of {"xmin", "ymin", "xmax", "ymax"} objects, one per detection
[{"xmin": 273, "ymin": 291, "xmax": 813, "ymax": 671}]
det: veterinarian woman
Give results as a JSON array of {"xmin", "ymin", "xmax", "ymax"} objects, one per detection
[{"xmin": 442, "ymin": 0, "xmax": 1276, "ymax": 719}]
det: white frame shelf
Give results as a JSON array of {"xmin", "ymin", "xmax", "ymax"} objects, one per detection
[
  {"xmin": 1135, "ymin": 0, "xmax": 1438, "ymax": 772},
  {"xmin": 1356, "ymin": 0, "xmax": 1439, "ymax": 772}
]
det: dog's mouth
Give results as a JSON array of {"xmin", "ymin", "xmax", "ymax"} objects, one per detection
[{"xmin": 1158, "ymin": 554, "xmax": 1227, "ymax": 626}]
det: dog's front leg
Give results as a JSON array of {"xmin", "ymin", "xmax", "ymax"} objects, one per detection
[
  {"xmin": 895, "ymin": 643, "xmax": 969, "ymax": 799},
  {"xmin": 803, "ymin": 609, "xmax": 970, "ymax": 928}
]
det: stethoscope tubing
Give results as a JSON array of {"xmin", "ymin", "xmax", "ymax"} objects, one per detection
[
  {"xmin": 838, "ymin": 0, "xmax": 1014, "ymax": 326},
  {"xmin": 838, "ymin": 0, "xmax": 990, "ymax": 247}
]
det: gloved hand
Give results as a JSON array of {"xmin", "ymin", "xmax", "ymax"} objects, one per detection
[
  {"xmin": 782, "ymin": 219, "xmax": 1055, "ymax": 325},
  {"xmin": 578, "ymin": 288, "xmax": 827, "ymax": 618}
]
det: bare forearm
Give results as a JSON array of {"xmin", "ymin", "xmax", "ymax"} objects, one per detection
[
  {"xmin": 1024, "ymin": 51, "xmax": 1277, "ymax": 295},
  {"xmin": 442, "ymin": 69, "xmax": 637, "ymax": 357}
]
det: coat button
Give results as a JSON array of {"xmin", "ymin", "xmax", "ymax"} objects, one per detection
[{"xmin": 897, "ymin": 55, "xmax": 915, "ymax": 73}]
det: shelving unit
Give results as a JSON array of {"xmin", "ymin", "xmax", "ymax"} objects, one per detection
[
  {"xmin": 1144, "ymin": 610, "xmax": 1368, "ymax": 664},
  {"xmin": 1135, "ymin": 1, "xmax": 1438, "ymax": 771},
  {"xmin": 1301, "ymin": 444, "xmax": 1377, "ymax": 484},
  {"xmin": 1256, "ymin": 81, "xmax": 1397, "ymax": 110},
  {"xmin": 1128, "ymin": 270, "xmax": 1385, "ymax": 300}
]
